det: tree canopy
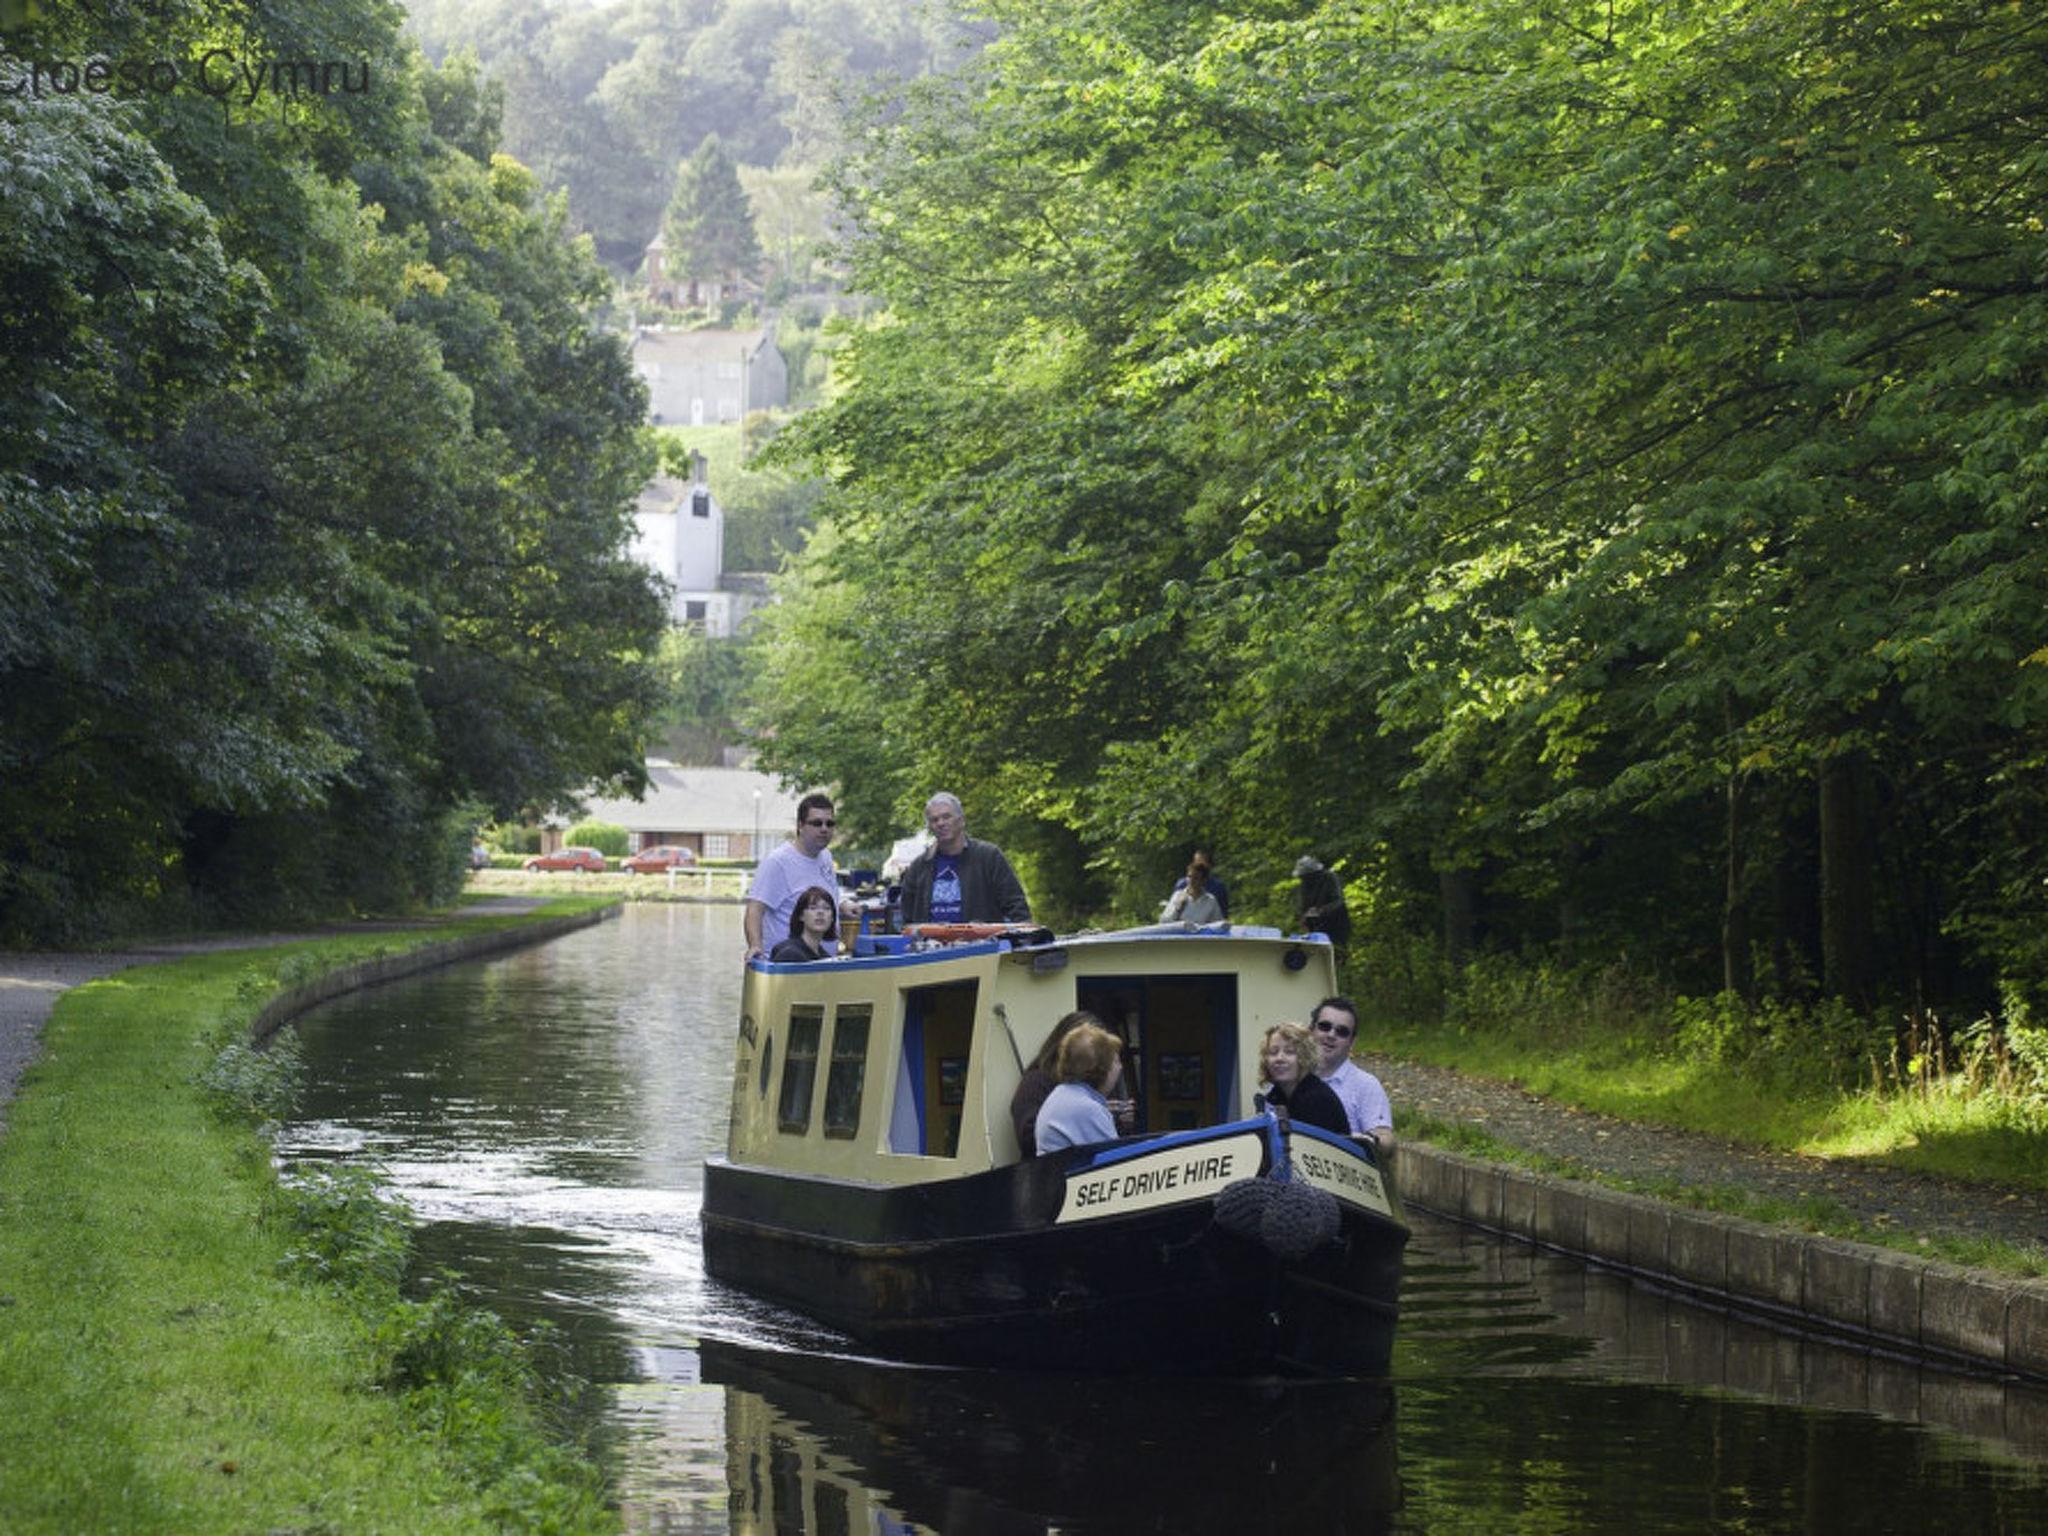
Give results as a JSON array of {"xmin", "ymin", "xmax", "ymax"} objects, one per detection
[
  {"xmin": 398, "ymin": 0, "xmax": 984, "ymax": 265},
  {"xmin": 751, "ymin": 0, "xmax": 2048, "ymax": 1015},
  {"xmin": 662, "ymin": 133, "xmax": 763, "ymax": 280},
  {"xmin": 0, "ymin": 0, "xmax": 664, "ymax": 939}
]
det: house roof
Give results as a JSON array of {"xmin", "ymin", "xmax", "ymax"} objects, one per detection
[
  {"xmin": 632, "ymin": 327, "xmax": 776, "ymax": 367},
  {"xmin": 636, "ymin": 474, "xmax": 688, "ymax": 516},
  {"xmin": 565, "ymin": 763, "xmax": 818, "ymax": 835}
]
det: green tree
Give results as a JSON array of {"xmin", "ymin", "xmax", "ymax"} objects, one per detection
[
  {"xmin": 0, "ymin": 10, "xmax": 665, "ymax": 940},
  {"xmin": 753, "ymin": 0, "xmax": 2048, "ymax": 1010},
  {"xmin": 662, "ymin": 133, "xmax": 764, "ymax": 282}
]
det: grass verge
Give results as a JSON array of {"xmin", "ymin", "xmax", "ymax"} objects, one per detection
[{"xmin": 0, "ymin": 899, "xmax": 621, "ymax": 1534}]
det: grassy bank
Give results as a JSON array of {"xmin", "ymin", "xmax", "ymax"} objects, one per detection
[
  {"xmin": 0, "ymin": 900, "xmax": 621, "ymax": 1534},
  {"xmin": 1363, "ymin": 958, "xmax": 2048, "ymax": 1194}
]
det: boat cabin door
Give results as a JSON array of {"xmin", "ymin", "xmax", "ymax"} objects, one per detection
[{"xmin": 1077, "ymin": 974, "xmax": 1239, "ymax": 1133}]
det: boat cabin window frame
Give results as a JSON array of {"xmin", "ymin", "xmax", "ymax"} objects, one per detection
[{"xmin": 822, "ymin": 1003, "xmax": 872, "ymax": 1140}]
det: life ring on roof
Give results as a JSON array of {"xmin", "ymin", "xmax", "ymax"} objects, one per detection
[{"xmin": 904, "ymin": 922, "xmax": 1033, "ymax": 944}]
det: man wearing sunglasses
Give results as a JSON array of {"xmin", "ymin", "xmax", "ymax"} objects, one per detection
[
  {"xmin": 1310, "ymin": 995, "xmax": 1395, "ymax": 1155},
  {"xmin": 745, "ymin": 793, "xmax": 858, "ymax": 958},
  {"xmin": 898, "ymin": 792, "xmax": 1033, "ymax": 926}
]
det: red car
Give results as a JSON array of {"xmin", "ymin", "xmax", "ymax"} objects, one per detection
[
  {"xmin": 622, "ymin": 844, "xmax": 698, "ymax": 874},
  {"xmin": 523, "ymin": 846, "xmax": 608, "ymax": 872}
]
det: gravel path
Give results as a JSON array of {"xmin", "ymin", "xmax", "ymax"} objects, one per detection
[
  {"xmin": 1365, "ymin": 1053, "xmax": 2048, "ymax": 1263},
  {"xmin": 0, "ymin": 900, "xmax": 544, "ymax": 1137}
]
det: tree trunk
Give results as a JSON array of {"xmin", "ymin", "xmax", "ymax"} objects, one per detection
[
  {"xmin": 1722, "ymin": 768, "xmax": 1753, "ymax": 1001},
  {"xmin": 1440, "ymin": 867, "xmax": 1477, "ymax": 970},
  {"xmin": 1818, "ymin": 754, "xmax": 1875, "ymax": 1006}
]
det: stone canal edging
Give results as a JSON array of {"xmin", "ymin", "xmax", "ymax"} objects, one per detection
[
  {"xmin": 1398, "ymin": 1142, "xmax": 2048, "ymax": 1385},
  {"xmin": 248, "ymin": 904, "xmax": 618, "ymax": 1043}
]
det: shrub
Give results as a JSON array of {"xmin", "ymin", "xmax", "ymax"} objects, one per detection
[
  {"xmin": 562, "ymin": 821, "xmax": 629, "ymax": 858},
  {"xmin": 490, "ymin": 825, "xmax": 543, "ymax": 855},
  {"xmin": 271, "ymin": 1163, "xmax": 411, "ymax": 1295}
]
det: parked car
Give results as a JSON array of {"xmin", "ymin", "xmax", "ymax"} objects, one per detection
[
  {"xmin": 523, "ymin": 846, "xmax": 608, "ymax": 873},
  {"xmin": 470, "ymin": 844, "xmax": 492, "ymax": 870},
  {"xmin": 622, "ymin": 844, "xmax": 698, "ymax": 874}
]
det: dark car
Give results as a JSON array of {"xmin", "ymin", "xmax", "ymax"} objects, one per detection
[
  {"xmin": 622, "ymin": 844, "xmax": 698, "ymax": 874},
  {"xmin": 523, "ymin": 846, "xmax": 608, "ymax": 873}
]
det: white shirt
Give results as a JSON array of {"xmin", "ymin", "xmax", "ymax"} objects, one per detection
[
  {"xmin": 746, "ymin": 841, "xmax": 840, "ymax": 951},
  {"xmin": 1321, "ymin": 1058, "xmax": 1393, "ymax": 1136}
]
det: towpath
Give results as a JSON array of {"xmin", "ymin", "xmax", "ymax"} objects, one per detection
[
  {"xmin": 1365, "ymin": 1052, "xmax": 2048, "ymax": 1266},
  {"xmin": 0, "ymin": 900, "xmax": 544, "ymax": 1137}
]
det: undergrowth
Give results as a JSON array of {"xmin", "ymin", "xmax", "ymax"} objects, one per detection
[{"xmin": 1360, "ymin": 945, "xmax": 2048, "ymax": 1188}]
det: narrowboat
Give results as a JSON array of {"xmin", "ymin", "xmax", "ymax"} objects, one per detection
[{"xmin": 701, "ymin": 922, "xmax": 1408, "ymax": 1376}]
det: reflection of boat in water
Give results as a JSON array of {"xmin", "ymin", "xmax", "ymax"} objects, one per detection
[
  {"xmin": 703, "ymin": 1339, "xmax": 1401, "ymax": 1535},
  {"xmin": 703, "ymin": 924, "xmax": 1408, "ymax": 1374}
]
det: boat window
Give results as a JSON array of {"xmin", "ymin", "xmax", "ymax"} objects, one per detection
[
  {"xmin": 777, "ymin": 1005, "xmax": 824, "ymax": 1133},
  {"xmin": 822, "ymin": 1004, "xmax": 871, "ymax": 1139}
]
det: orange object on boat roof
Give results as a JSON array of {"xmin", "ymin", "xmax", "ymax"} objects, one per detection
[{"xmin": 902, "ymin": 922, "xmax": 1034, "ymax": 943}]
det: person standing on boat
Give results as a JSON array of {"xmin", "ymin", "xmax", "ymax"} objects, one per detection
[
  {"xmin": 1033, "ymin": 1022, "xmax": 1127, "ymax": 1153},
  {"xmin": 768, "ymin": 886, "xmax": 838, "ymax": 964},
  {"xmin": 1309, "ymin": 996, "xmax": 1396, "ymax": 1156},
  {"xmin": 1294, "ymin": 856, "xmax": 1351, "ymax": 948},
  {"xmin": 1166, "ymin": 848, "xmax": 1230, "ymax": 919},
  {"xmin": 1257, "ymin": 1023, "xmax": 1351, "ymax": 1136},
  {"xmin": 898, "ymin": 792, "xmax": 1032, "ymax": 925},
  {"xmin": 1161, "ymin": 853, "xmax": 1225, "ymax": 924},
  {"xmin": 744, "ymin": 794, "xmax": 858, "ymax": 959}
]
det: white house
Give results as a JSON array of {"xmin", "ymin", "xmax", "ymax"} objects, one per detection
[
  {"xmin": 630, "ymin": 451, "xmax": 772, "ymax": 636},
  {"xmin": 551, "ymin": 763, "xmax": 821, "ymax": 861}
]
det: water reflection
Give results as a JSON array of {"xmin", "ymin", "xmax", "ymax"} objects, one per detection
[
  {"xmin": 277, "ymin": 905, "xmax": 2048, "ymax": 1533},
  {"xmin": 699, "ymin": 1344, "xmax": 1398, "ymax": 1536}
]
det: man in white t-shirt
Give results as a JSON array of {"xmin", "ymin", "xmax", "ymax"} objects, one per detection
[
  {"xmin": 744, "ymin": 793, "xmax": 858, "ymax": 958},
  {"xmin": 1309, "ymin": 995, "xmax": 1396, "ymax": 1155}
]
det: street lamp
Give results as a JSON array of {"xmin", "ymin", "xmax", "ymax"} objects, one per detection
[{"xmin": 752, "ymin": 789, "xmax": 761, "ymax": 862}]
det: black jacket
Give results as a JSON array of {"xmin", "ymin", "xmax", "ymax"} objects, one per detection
[
  {"xmin": 900, "ymin": 838, "xmax": 1032, "ymax": 924},
  {"xmin": 1262, "ymin": 1071, "xmax": 1350, "ymax": 1137}
]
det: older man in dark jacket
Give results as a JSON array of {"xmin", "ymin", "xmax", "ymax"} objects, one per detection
[{"xmin": 899, "ymin": 793, "xmax": 1032, "ymax": 924}]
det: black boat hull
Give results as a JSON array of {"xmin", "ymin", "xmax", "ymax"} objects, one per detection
[{"xmin": 702, "ymin": 1126, "xmax": 1407, "ymax": 1375}]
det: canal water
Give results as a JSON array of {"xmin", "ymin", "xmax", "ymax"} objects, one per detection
[{"xmin": 275, "ymin": 905, "xmax": 2048, "ymax": 1533}]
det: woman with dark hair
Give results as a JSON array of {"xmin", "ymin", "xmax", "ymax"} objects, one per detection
[
  {"xmin": 1257, "ymin": 1022, "xmax": 1349, "ymax": 1136},
  {"xmin": 769, "ymin": 885, "xmax": 838, "ymax": 963},
  {"xmin": 1034, "ymin": 1022, "xmax": 1128, "ymax": 1154}
]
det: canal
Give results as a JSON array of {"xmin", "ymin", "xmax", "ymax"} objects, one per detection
[{"xmin": 275, "ymin": 905, "xmax": 2048, "ymax": 1533}]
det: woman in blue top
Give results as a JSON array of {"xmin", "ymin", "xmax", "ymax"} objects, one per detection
[
  {"xmin": 769, "ymin": 886, "xmax": 837, "ymax": 963},
  {"xmin": 1033, "ymin": 1022, "xmax": 1126, "ymax": 1153}
]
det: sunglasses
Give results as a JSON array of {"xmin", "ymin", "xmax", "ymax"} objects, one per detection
[
  {"xmin": 1311, "ymin": 1018, "xmax": 1355, "ymax": 1041},
  {"xmin": 804, "ymin": 818, "xmax": 836, "ymax": 829}
]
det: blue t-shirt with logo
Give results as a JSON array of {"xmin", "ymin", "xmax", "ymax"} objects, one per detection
[{"xmin": 929, "ymin": 853, "xmax": 963, "ymax": 923}]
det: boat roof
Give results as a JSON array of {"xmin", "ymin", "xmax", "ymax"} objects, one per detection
[{"xmin": 752, "ymin": 924, "xmax": 1331, "ymax": 973}]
